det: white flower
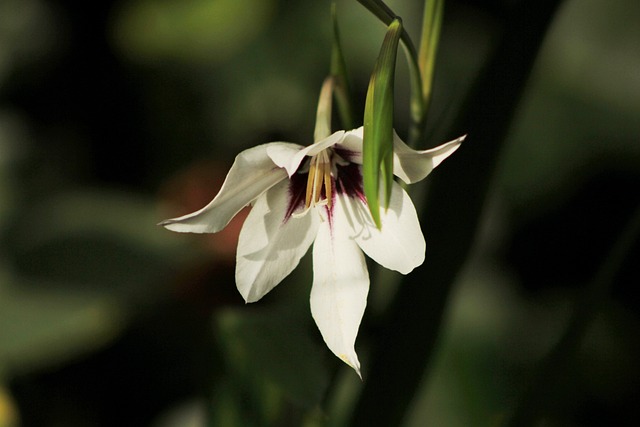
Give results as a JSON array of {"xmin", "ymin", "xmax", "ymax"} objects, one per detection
[{"xmin": 160, "ymin": 127, "xmax": 464, "ymax": 377}]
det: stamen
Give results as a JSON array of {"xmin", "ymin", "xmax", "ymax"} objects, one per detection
[
  {"xmin": 303, "ymin": 150, "xmax": 334, "ymax": 209},
  {"xmin": 323, "ymin": 152, "xmax": 332, "ymax": 208},
  {"xmin": 313, "ymin": 155, "xmax": 324, "ymax": 204},
  {"xmin": 305, "ymin": 159, "xmax": 316, "ymax": 208}
]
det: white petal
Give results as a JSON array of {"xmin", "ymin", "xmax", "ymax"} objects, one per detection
[
  {"xmin": 159, "ymin": 143, "xmax": 287, "ymax": 233},
  {"xmin": 311, "ymin": 203, "xmax": 369, "ymax": 377},
  {"xmin": 336, "ymin": 127, "xmax": 364, "ymax": 164},
  {"xmin": 286, "ymin": 130, "xmax": 345, "ymax": 175},
  {"xmin": 236, "ymin": 180, "xmax": 320, "ymax": 303},
  {"xmin": 339, "ymin": 182, "xmax": 425, "ymax": 274},
  {"xmin": 393, "ymin": 133, "xmax": 466, "ymax": 184},
  {"xmin": 266, "ymin": 142, "xmax": 304, "ymax": 177}
]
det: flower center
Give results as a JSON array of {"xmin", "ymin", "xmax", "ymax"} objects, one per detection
[{"xmin": 305, "ymin": 149, "xmax": 333, "ymax": 208}]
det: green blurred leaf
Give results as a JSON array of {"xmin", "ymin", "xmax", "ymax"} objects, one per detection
[
  {"xmin": 6, "ymin": 190, "xmax": 192, "ymax": 291},
  {"xmin": 215, "ymin": 306, "xmax": 329, "ymax": 412},
  {"xmin": 112, "ymin": 0, "xmax": 276, "ymax": 63},
  {"xmin": 363, "ymin": 18, "xmax": 402, "ymax": 229},
  {"xmin": 0, "ymin": 190, "xmax": 193, "ymax": 376},
  {"xmin": 0, "ymin": 281, "xmax": 127, "ymax": 376}
]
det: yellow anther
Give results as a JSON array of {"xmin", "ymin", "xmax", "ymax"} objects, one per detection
[
  {"xmin": 305, "ymin": 158, "xmax": 317, "ymax": 208},
  {"xmin": 305, "ymin": 150, "xmax": 333, "ymax": 208},
  {"xmin": 324, "ymin": 158, "xmax": 332, "ymax": 207}
]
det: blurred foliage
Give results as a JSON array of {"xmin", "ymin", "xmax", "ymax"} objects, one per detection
[
  {"xmin": 0, "ymin": 0, "xmax": 638, "ymax": 426},
  {"xmin": 0, "ymin": 385, "xmax": 18, "ymax": 427},
  {"xmin": 499, "ymin": 0, "xmax": 640, "ymax": 218},
  {"xmin": 113, "ymin": 0, "xmax": 277, "ymax": 64},
  {"xmin": 210, "ymin": 306, "xmax": 329, "ymax": 425}
]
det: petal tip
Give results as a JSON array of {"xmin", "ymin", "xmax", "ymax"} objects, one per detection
[
  {"xmin": 400, "ymin": 249, "xmax": 425, "ymax": 275},
  {"xmin": 157, "ymin": 218, "xmax": 182, "ymax": 231},
  {"xmin": 237, "ymin": 282, "xmax": 263, "ymax": 304},
  {"xmin": 158, "ymin": 218, "xmax": 209, "ymax": 233},
  {"xmin": 339, "ymin": 353, "xmax": 362, "ymax": 379}
]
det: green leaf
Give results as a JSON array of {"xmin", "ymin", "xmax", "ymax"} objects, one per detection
[
  {"xmin": 0, "ymin": 190, "xmax": 188, "ymax": 376},
  {"xmin": 0, "ymin": 280, "xmax": 127, "ymax": 376},
  {"xmin": 5, "ymin": 191, "xmax": 188, "ymax": 292},
  {"xmin": 363, "ymin": 18, "xmax": 402, "ymax": 229},
  {"xmin": 215, "ymin": 307, "xmax": 329, "ymax": 410}
]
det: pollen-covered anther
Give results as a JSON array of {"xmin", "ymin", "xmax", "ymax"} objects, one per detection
[{"xmin": 305, "ymin": 150, "xmax": 333, "ymax": 208}]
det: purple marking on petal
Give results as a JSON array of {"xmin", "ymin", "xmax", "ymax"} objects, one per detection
[
  {"xmin": 335, "ymin": 163, "xmax": 367, "ymax": 204},
  {"xmin": 334, "ymin": 147, "xmax": 359, "ymax": 162},
  {"xmin": 324, "ymin": 204, "xmax": 334, "ymax": 237},
  {"xmin": 284, "ymin": 171, "xmax": 308, "ymax": 222},
  {"xmin": 325, "ymin": 176, "xmax": 337, "ymax": 235}
]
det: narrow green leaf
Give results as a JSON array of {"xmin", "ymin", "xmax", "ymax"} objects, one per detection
[
  {"xmin": 330, "ymin": 2, "xmax": 356, "ymax": 130},
  {"xmin": 363, "ymin": 18, "xmax": 402, "ymax": 229}
]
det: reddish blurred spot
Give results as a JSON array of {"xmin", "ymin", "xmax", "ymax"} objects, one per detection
[
  {"xmin": 158, "ymin": 160, "xmax": 250, "ymax": 312},
  {"xmin": 158, "ymin": 160, "xmax": 249, "ymax": 262}
]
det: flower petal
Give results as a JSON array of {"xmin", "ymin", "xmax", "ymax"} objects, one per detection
[
  {"xmin": 311, "ymin": 203, "xmax": 369, "ymax": 378},
  {"xmin": 159, "ymin": 143, "xmax": 287, "ymax": 233},
  {"xmin": 340, "ymin": 182, "xmax": 425, "ymax": 274},
  {"xmin": 266, "ymin": 142, "xmax": 304, "ymax": 177},
  {"xmin": 336, "ymin": 127, "xmax": 364, "ymax": 164},
  {"xmin": 393, "ymin": 133, "xmax": 466, "ymax": 184},
  {"xmin": 236, "ymin": 180, "xmax": 320, "ymax": 303},
  {"xmin": 286, "ymin": 130, "xmax": 345, "ymax": 175}
]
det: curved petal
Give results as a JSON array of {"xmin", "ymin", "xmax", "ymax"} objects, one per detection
[
  {"xmin": 266, "ymin": 142, "xmax": 304, "ymax": 177},
  {"xmin": 236, "ymin": 180, "xmax": 320, "ymax": 303},
  {"xmin": 311, "ymin": 204, "xmax": 369, "ymax": 378},
  {"xmin": 336, "ymin": 127, "xmax": 363, "ymax": 164},
  {"xmin": 339, "ymin": 182, "xmax": 425, "ymax": 274},
  {"xmin": 286, "ymin": 130, "xmax": 345, "ymax": 175},
  {"xmin": 393, "ymin": 133, "xmax": 466, "ymax": 184},
  {"xmin": 159, "ymin": 143, "xmax": 287, "ymax": 233}
]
